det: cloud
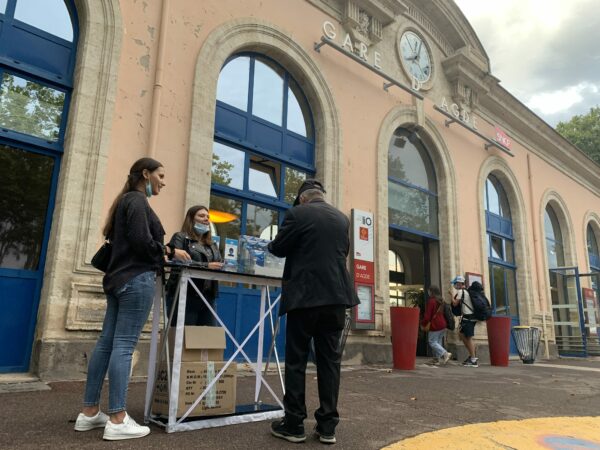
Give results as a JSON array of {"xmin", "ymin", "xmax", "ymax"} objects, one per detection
[
  {"xmin": 528, "ymin": 82, "xmax": 598, "ymax": 112},
  {"xmin": 455, "ymin": 0, "xmax": 600, "ymax": 125}
]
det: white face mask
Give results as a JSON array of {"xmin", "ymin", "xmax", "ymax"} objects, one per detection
[{"xmin": 194, "ymin": 223, "xmax": 210, "ymax": 235}]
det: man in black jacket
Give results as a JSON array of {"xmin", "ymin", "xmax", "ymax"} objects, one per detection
[{"xmin": 268, "ymin": 179, "xmax": 359, "ymax": 445}]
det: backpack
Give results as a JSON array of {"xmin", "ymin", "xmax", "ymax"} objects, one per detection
[
  {"xmin": 451, "ymin": 289, "xmax": 464, "ymax": 316},
  {"xmin": 466, "ymin": 287, "xmax": 492, "ymax": 321},
  {"xmin": 442, "ymin": 302, "xmax": 456, "ymax": 330}
]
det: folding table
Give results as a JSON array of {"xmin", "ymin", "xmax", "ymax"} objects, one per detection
[{"xmin": 144, "ymin": 264, "xmax": 284, "ymax": 432}]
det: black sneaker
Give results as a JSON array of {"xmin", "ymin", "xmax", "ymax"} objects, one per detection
[
  {"xmin": 462, "ymin": 358, "xmax": 479, "ymax": 367},
  {"xmin": 271, "ymin": 419, "xmax": 306, "ymax": 443},
  {"xmin": 314, "ymin": 427, "xmax": 336, "ymax": 445}
]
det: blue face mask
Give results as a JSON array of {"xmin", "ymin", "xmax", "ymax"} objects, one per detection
[
  {"xmin": 145, "ymin": 180, "xmax": 153, "ymax": 198},
  {"xmin": 194, "ymin": 223, "xmax": 210, "ymax": 235}
]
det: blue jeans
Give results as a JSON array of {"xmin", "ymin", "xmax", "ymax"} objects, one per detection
[
  {"xmin": 83, "ymin": 271, "xmax": 156, "ymax": 413},
  {"xmin": 428, "ymin": 329, "xmax": 447, "ymax": 359}
]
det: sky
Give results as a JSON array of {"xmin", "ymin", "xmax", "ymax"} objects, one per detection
[{"xmin": 454, "ymin": 0, "xmax": 600, "ymax": 127}]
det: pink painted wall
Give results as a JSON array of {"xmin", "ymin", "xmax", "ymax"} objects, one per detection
[{"xmin": 103, "ymin": 0, "xmax": 600, "ymax": 301}]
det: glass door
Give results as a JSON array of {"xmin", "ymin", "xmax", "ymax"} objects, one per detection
[
  {"xmin": 550, "ymin": 267, "xmax": 586, "ymax": 356},
  {"xmin": 0, "ymin": 145, "xmax": 59, "ymax": 372}
]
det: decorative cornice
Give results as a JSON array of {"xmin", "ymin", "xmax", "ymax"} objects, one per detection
[
  {"xmin": 442, "ymin": 47, "xmax": 497, "ymax": 108},
  {"xmin": 479, "ymin": 86, "xmax": 600, "ymax": 196},
  {"xmin": 308, "ymin": 0, "xmax": 406, "ymax": 23},
  {"xmin": 404, "ymin": 3, "xmax": 454, "ymax": 57}
]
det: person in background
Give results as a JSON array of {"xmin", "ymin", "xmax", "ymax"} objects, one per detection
[
  {"xmin": 421, "ymin": 285, "xmax": 451, "ymax": 365},
  {"xmin": 267, "ymin": 179, "xmax": 360, "ymax": 445},
  {"xmin": 75, "ymin": 157, "xmax": 190, "ymax": 440},
  {"xmin": 166, "ymin": 205, "xmax": 223, "ymax": 326},
  {"xmin": 450, "ymin": 275, "xmax": 479, "ymax": 367}
]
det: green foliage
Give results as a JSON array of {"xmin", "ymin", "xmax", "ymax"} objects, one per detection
[
  {"xmin": 0, "ymin": 74, "xmax": 64, "ymax": 141},
  {"xmin": 0, "ymin": 145, "xmax": 54, "ymax": 269},
  {"xmin": 556, "ymin": 107, "xmax": 600, "ymax": 164}
]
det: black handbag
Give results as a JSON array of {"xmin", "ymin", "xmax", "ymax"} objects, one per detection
[{"xmin": 91, "ymin": 240, "xmax": 112, "ymax": 272}]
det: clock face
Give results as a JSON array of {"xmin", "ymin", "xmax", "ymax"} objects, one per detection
[{"xmin": 399, "ymin": 31, "xmax": 432, "ymax": 83}]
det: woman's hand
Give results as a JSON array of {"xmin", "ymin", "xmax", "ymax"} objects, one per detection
[
  {"xmin": 208, "ymin": 262, "xmax": 224, "ymax": 270},
  {"xmin": 172, "ymin": 248, "xmax": 191, "ymax": 261}
]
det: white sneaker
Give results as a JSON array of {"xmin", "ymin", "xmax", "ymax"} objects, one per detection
[
  {"xmin": 103, "ymin": 413, "xmax": 150, "ymax": 441},
  {"xmin": 74, "ymin": 411, "xmax": 109, "ymax": 431},
  {"xmin": 442, "ymin": 352, "xmax": 452, "ymax": 365}
]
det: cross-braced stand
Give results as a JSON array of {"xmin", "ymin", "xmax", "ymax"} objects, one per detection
[{"xmin": 144, "ymin": 265, "xmax": 285, "ymax": 432}]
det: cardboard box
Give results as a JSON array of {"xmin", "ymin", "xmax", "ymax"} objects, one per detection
[
  {"xmin": 166, "ymin": 326, "xmax": 226, "ymax": 362},
  {"xmin": 153, "ymin": 361, "xmax": 236, "ymax": 417}
]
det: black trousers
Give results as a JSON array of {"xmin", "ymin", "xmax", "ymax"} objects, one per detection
[{"xmin": 283, "ymin": 305, "xmax": 346, "ymax": 435}]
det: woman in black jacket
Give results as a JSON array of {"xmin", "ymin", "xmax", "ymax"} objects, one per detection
[
  {"xmin": 74, "ymin": 158, "xmax": 189, "ymax": 441},
  {"xmin": 166, "ymin": 205, "xmax": 223, "ymax": 326}
]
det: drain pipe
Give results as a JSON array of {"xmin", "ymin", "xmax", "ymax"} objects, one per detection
[
  {"xmin": 528, "ymin": 154, "xmax": 550, "ymax": 359},
  {"xmin": 148, "ymin": 0, "xmax": 169, "ymax": 158}
]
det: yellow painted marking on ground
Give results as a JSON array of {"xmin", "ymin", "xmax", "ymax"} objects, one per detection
[{"xmin": 382, "ymin": 417, "xmax": 600, "ymax": 450}]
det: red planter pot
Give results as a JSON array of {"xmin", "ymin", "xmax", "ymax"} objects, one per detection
[{"xmin": 390, "ymin": 307, "xmax": 420, "ymax": 370}]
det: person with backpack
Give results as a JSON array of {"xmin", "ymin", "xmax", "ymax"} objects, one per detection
[
  {"xmin": 450, "ymin": 275, "xmax": 479, "ymax": 367},
  {"xmin": 420, "ymin": 286, "xmax": 452, "ymax": 365}
]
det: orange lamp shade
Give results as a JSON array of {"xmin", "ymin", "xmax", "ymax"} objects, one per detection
[{"xmin": 209, "ymin": 209, "xmax": 238, "ymax": 224}]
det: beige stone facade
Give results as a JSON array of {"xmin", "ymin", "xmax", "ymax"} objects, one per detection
[{"xmin": 23, "ymin": 0, "xmax": 600, "ymax": 378}]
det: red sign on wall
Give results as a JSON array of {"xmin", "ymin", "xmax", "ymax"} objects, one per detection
[
  {"xmin": 495, "ymin": 126, "xmax": 512, "ymax": 149},
  {"xmin": 354, "ymin": 260, "xmax": 374, "ymax": 284}
]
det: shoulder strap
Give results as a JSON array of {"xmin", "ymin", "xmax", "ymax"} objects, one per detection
[
  {"xmin": 462, "ymin": 289, "xmax": 474, "ymax": 312},
  {"xmin": 431, "ymin": 299, "xmax": 444, "ymax": 320}
]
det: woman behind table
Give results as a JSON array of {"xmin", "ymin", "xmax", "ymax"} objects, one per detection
[
  {"xmin": 74, "ymin": 157, "xmax": 190, "ymax": 441},
  {"xmin": 421, "ymin": 285, "xmax": 452, "ymax": 365},
  {"xmin": 166, "ymin": 205, "xmax": 224, "ymax": 326}
]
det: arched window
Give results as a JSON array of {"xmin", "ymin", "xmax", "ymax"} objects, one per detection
[
  {"xmin": 0, "ymin": 0, "xmax": 78, "ymax": 372},
  {"xmin": 211, "ymin": 54, "xmax": 314, "ymax": 230},
  {"xmin": 484, "ymin": 175, "xmax": 518, "ymax": 319},
  {"xmin": 210, "ymin": 53, "xmax": 315, "ymax": 360},
  {"xmin": 544, "ymin": 205, "xmax": 565, "ymax": 269},
  {"xmin": 587, "ymin": 224, "xmax": 600, "ymax": 271},
  {"xmin": 387, "ymin": 128, "xmax": 438, "ymax": 237}
]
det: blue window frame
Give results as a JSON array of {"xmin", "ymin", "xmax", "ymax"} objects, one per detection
[
  {"xmin": 387, "ymin": 128, "xmax": 438, "ymax": 238},
  {"xmin": 587, "ymin": 224, "xmax": 600, "ymax": 271},
  {"xmin": 0, "ymin": 0, "xmax": 76, "ymax": 150},
  {"xmin": 0, "ymin": 0, "xmax": 77, "ymax": 373},
  {"xmin": 211, "ymin": 53, "xmax": 315, "ymax": 361},
  {"xmin": 485, "ymin": 175, "xmax": 518, "ymax": 320},
  {"xmin": 212, "ymin": 53, "xmax": 315, "ymax": 226},
  {"xmin": 215, "ymin": 53, "xmax": 315, "ymax": 171},
  {"xmin": 544, "ymin": 205, "xmax": 565, "ymax": 269}
]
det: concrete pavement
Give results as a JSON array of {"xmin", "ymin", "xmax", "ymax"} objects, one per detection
[{"xmin": 2, "ymin": 357, "xmax": 600, "ymax": 449}]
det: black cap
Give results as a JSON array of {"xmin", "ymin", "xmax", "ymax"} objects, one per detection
[{"xmin": 293, "ymin": 179, "xmax": 326, "ymax": 206}]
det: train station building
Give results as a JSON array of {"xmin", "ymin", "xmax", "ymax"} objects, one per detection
[{"xmin": 2, "ymin": 0, "xmax": 599, "ymax": 377}]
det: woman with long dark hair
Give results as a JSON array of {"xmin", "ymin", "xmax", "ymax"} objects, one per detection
[
  {"xmin": 74, "ymin": 157, "xmax": 190, "ymax": 441},
  {"xmin": 166, "ymin": 205, "xmax": 223, "ymax": 326}
]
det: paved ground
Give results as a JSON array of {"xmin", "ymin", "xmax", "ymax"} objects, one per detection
[{"xmin": 2, "ymin": 357, "xmax": 600, "ymax": 449}]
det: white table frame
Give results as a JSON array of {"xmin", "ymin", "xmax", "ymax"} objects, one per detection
[{"xmin": 144, "ymin": 266, "xmax": 285, "ymax": 432}]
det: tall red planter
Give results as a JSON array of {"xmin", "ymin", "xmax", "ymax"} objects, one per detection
[
  {"xmin": 390, "ymin": 307, "xmax": 420, "ymax": 370},
  {"xmin": 487, "ymin": 316, "xmax": 511, "ymax": 366}
]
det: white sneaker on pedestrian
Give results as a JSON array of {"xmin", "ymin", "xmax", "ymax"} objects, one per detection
[
  {"xmin": 103, "ymin": 413, "xmax": 150, "ymax": 441},
  {"xmin": 441, "ymin": 352, "xmax": 452, "ymax": 365},
  {"xmin": 74, "ymin": 411, "xmax": 109, "ymax": 431}
]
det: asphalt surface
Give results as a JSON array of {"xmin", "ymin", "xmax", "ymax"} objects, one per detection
[{"xmin": 2, "ymin": 357, "xmax": 600, "ymax": 449}]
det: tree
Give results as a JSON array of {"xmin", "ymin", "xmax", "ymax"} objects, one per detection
[{"xmin": 556, "ymin": 107, "xmax": 600, "ymax": 164}]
